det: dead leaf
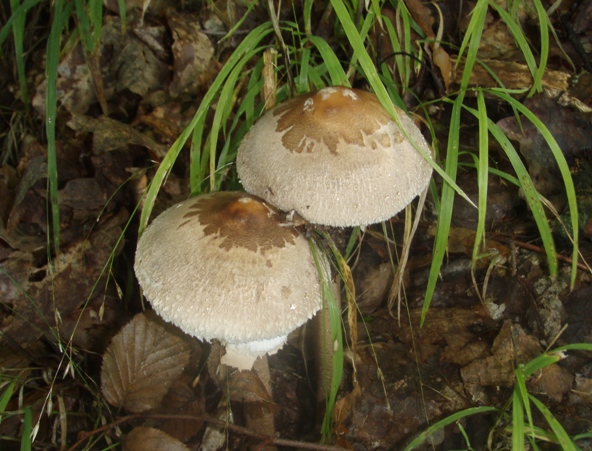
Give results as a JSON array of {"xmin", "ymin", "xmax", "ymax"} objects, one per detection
[
  {"xmin": 160, "ymin": 381, "xmax": 203, "ymax": 442},
  {"xmin": 461, "ymin": 321, "xmax": 542, "ymax": 387},
  {"xmin": 167, "ymin": 11, "xmax": 215, "ymax": 98},
  {"xmin": 68, "ymin": 115, "xmax": 168, "ymax": 156},
  {"xmin": 102, "ymin": 15, "xmax": 169, "ymax": 97},
  {"xmin": 0, "ymin": 210, "xmax": 127, "ymax": 345},
  {"xmin": 451, "ymin": 58, "xmax": 570, "ymax": 93},
  {"xmin": 405, "ymin": 0, "xmax": 451, "ymax": 91},
  {"xmin": 101, "ymin": 313, "xmax": 190, "ymax": 412},
  {"xmin": 123, "ymin": 426, "xmax": 189, "ymax": 451},
  {"xmin": 529, "ymin": 364, "xmax": 573, "ymax": 402}
]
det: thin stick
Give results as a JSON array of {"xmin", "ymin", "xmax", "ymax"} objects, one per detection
[{"xmin": 67, "ymin": 412, "xmax": 346, "ymax": 451}]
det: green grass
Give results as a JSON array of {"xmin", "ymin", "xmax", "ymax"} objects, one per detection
[{"xmin": 405, "ymin": 344, "xmax": 592, "ymax": 450}]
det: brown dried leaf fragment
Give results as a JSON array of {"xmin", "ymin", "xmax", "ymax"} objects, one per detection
[
  {"xmin": 123, "ymin": 426, "xmax": 189, "ymax": 451},
  {"xmin": 160, "ymin": 381, "xmax": 203, "ymax": 443},
  {"xmin": 101, "ymin": 313, "xmax": 190, "ymax": 412},
  {"xmin": 167, "ymin": 11, "xmax": 215, "ymax": 97}
]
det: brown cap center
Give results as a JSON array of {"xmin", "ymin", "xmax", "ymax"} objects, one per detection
[
  {"xmin": 274, "ymin": 87, "xmax": 397, "ymax": 154},
  {"xmin": 181, "ymin": 193, "xmax": 298, "ymax": 254}
]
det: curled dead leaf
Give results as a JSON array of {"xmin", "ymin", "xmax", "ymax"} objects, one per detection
[{"xmin": 101, "ymin": 313, "xmax": 190, "ymax": 412}]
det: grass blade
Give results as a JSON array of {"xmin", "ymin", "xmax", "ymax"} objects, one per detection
[
  {"xmin": 309, "ymin": 237, "xmax": 343, "ymax": 444},
  {"xmin": 45, "ymin": 0, "xmax": 73, "ymax": 253},
  {"xmin": 0, "ymin": 0, "xmax": 41, "ymax": 47},
  {"xmin": 403, "ymin": 406, "xmax": 498, "ymax": 450},
  {"xmin": 515, "ymin": 365, "xmax": 534, "ymax": 442},
  {"xmin": 10, "ymin": 0, "xmax": 29, "ymax": 109},
  {"xmin": 308, "ymin": 35, "xmax": 350, "ymax": 87},
  {"xmin": 529, "ymin": 395, "xmax": 577, "ymax": 450},
  {"xmin": 492, "ymin": 90, "xmax": 578, "ymax": 285},
  {"xmin": 422, "ymin": 94, "xmax": 464, "ymax": 324},
  {"xmin": 512, "ymin": 387, "xmax": 526, "ymax": 451},
  {"xmin": 472, "ymin": 90, "xmax": 489, "ymax": 265},
  {"xmin": 20, "ymin": 406, "xmax": 32, "ymax": 451},
  {"xmin": 456, "ymin": 0, "xmax": 488, "ymax": 91},
  {"xmin": 0, "ymin": 381, "xmax": 16, "ymax": 414},
  {"xmin": 330, "ymin": 0, "xmax": 472, "ymax": 207}
]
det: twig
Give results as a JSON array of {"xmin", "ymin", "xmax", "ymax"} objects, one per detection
[
  {"xmin": 501, "ymin": 238, "xmax": 590, "ymax": 272},
  {"xmin": 67, "ymin": 412, "xmax": 346, "ymax": 451}
]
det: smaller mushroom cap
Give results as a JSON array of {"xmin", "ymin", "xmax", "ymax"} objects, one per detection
[
  {"xmin": 237, "ymin": 86, "xmax": 433, "ymax": 227},
  {"xmin": 134, "ymin": 192, "xmax": 326, "ymax": 370}
]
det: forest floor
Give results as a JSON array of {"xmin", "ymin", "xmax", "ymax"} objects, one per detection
[{"xmin": 1, "ymin": 0, "xmax": 592, "ymax": 450}]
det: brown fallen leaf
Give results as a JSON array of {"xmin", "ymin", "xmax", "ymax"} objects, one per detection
[
  {"xmin": 160, "ymin": 381, "xmax": 203, "ymax": 443},
  {"xmin": 68, "ymin": 114, "xmax": 168, "ymax": 157},
  {"xmin": 0, "ymin": 209, "xmax": 127, "ymax": 345},
  {"xmin": 123, "ymin": 426, "xmax": 189, "ymax": 451},
  {"xmin": 101, "ymin": 313, "xmax": 190, "ymax": 412},
  {"xmin": 529, "ymin": 363, "xmax": 574, "ymax": 403},
  {"xmin": 405, "ymin": 0, "xmax": 451, "ymax": 91},
  {"xmin": 461, "ymin": 321, "xmax": 542, "ymax": 387},
  {"xmin": 167, "ymin": 10, "xmax": 215, "ymax": 98}
]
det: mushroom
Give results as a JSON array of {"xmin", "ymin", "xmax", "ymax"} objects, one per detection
[
  {"xmin": 134, "ymin": 191, "xmax": 326, "ymax": 371},
  {"xmin": 236, "ymin": 86, "xmax": 433, "ymax": 227}
]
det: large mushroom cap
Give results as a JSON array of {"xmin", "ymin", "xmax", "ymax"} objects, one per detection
[
  {"xmin": 134, "ymin": 192, "xmax": 325, "ymax": 370},
  {"xmin": 237, "ymin": 86, "xmax": 433, "ymax": 227}
]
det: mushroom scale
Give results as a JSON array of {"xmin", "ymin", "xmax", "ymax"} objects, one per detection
[
  {"xmin": 134, "ymin": 192, "xmax": 326, "ymax": 370},
  {"xmin": 236, "ymin": 86, "xmax": 433, "ymax": 227}
]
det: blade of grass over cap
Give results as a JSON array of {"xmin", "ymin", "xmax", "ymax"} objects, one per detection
[
  {"xmin": 138, "ymin": 22, "xmax": 273, "ymax": 235},
  {"xmin": 330, "ymin": 0, "xmax": 474, "ymax": 208}
]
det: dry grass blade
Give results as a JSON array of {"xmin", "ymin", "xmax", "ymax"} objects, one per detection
[{"xmin": 101, "ymin": 313, "xmax": 190, "ymax": 413}]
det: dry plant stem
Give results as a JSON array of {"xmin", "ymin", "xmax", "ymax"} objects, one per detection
[
  {"xmin": 499, "ymin": 237, "xmax": 591, "ymax": 272},
  {"xmin": 388, "ymin": 185, "xmax": 429, "ymax": 320},
  {"xmin": 67, "ymin": 413, "xmax": 343, "ymax": 451}
]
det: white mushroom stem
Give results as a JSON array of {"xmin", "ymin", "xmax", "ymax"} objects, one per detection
[{"xmin": 222, "ymin": 336, "xmax": 288, "ymax": 371}]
